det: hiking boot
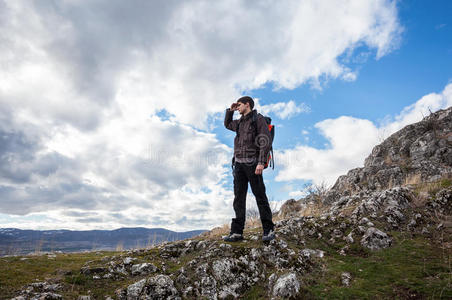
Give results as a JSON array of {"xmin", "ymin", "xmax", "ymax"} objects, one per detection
[
  {"xmin": 223, "ymin": 233, "xmax": 243, "ymax": 242},
  {"xmin": 262, "ymin": 229, "xmax": 275, "ymax": 242}
]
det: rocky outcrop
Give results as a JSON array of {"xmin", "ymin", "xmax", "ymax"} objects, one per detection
[
  {"xmin": 326, "ymin": 107, "xmax": 452, "ymax": 203},
  {"xmin": 10, "ymin": 282, "xmax": 63, "ymax": 300}
]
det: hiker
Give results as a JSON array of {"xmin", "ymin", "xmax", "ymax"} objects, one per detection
[{"xmin": 223, "ymin": 96, "xmax": 275, "ymax": 242}]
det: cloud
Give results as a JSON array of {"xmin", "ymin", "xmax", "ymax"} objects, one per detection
[
  {"xmin": 258, "ymin": 100, "xmax": 310, "ymax": 119},
  {"xmin": 0, "ymin": 0, "xmax": 402, "ymax": 230},
  {"xmin": 0, "ymin": 0, "xmax": 401, "ymax": 130},
  {"xmin": 275, "ymin": 116, "xmax": 380, "ymax": 184},
  {"xmin": 276, "ymin": 83, "xmax": 452, "ymax": 188}
]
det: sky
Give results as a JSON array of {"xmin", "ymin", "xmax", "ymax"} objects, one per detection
[{"xmin": 0, "ymin": 0, "xmax": 451, "ymax": 232}]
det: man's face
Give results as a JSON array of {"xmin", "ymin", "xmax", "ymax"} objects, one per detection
[{"xmin": 237, "ymin": 101, "xmax": 250, "ymax": 115}]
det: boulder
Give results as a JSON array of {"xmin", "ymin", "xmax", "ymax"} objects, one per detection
[{"xmin": 360, "ymin": 227, "xmax": 392, "ymax": 250}]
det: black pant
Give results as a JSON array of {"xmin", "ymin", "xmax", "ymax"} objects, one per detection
[{"xmin": 231, "ymin": 162, "xmax": 274, "ymax": 234}]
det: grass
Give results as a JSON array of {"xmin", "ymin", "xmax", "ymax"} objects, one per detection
[
  {"xmin": 1, "ymin": 228, "xmax": 450, "ymax": 299},
  {"xmin": 299, "ymin": 232, "xmax": 451, "ymax": 299},
  {"xmin": 0, "ymin": 251, "xmax": 116, "ymax": 298}
]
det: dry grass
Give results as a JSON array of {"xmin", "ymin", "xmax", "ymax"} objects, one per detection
[
  {"xmin": 411, "ymin": 175, "xmax": 452, "ymax": 207},
  {"xmin": 115, "ymin": 241, "xmax": 124, "ymax": 252},
  {"xmin": 405, "ymin": 173, "xmax": 422, "ymax": 186},
  {"xmin": 298, "ymin": 202, "xmax": 329, "ymax": 217},
  {"xmin": 200, "ymin": 223, "xmax": 230, "ymax": 239},
  {"xmin": 201, "ymin": 211, "xmax": 286, "ymax": 240}
]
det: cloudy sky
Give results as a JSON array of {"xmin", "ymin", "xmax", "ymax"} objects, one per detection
[{"xmin": 0, "ymin": 0, "xmax": 451, "ymax": 231}]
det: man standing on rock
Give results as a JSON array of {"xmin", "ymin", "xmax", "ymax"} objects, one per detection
[{"xmin": 223, "ymin": 96, "xmax": 275, "ymax": 242}]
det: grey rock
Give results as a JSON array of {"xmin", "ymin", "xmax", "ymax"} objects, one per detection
[
  {"xmin": 360, "ymin": 227, "xmax": 392, "ymax": 250},
  {"xmin": 345, "ymin": 232, "xmax": 354, "ymax": 244},
  {"xmin": 131, "ymin": 263, "xmax": 157, "ymax": 276},
  {"xmin": 341, "ymin": 272, "xmax": 352, "ymax": 286},
  {"xmin": 200, "ymin": 275, "xmax": 217, "ymax": 300},
  {"xmin": 272, "ymin": 273, "xmax": 300, "ymax": 298},
  {"xmin": 124, "ymin": 275, "xmax": 179, "ymax": 300},
  {"xmin": 324, "ymin": 107, "xmax": 452, "ymax": 204},
  {"xmin": 212, "ymin": 258, "xmax": 237, "ymax": 282},
  {"xmin": 301, "ymin": 248, "xmax": 325, "ymax": 258},
  {"xmin": 81, "ymin": 266, "xmax": 107, "ymax": 275},
  {"xmin": 29, "ymin": 293, "xmax": 63, "ymax": 300},
  {"xmin": 126, "ymin": 278, "xmax": 146, "ymax": 299},
  {"xmin": 123, "ymin": 257, "xmax": 136, "ymax": 265},
  {"xmin": 144, "ymin": 275, "xmax": 180, "ymax": 300}
]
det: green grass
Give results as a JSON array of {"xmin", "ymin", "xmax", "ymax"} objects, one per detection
[
  {"xmin": 300, "ymin": 232, "xmax": 451, "ymax": 299},
  {"xmin": 0, "ymin": 228, "xmax": 450, "ymax": 299},
  {"xmin": 0, "ymin": 251, "xmax": 116, "ymax": 298}
]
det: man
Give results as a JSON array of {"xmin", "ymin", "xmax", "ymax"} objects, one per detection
[{"xmin": 223, "ymin": 96, "xmax": 275, "ymax": 242}]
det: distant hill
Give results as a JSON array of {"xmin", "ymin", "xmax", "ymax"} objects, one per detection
[{"xmin": 0, "ymin": 227, "xmax": 206, "ymax": 256}]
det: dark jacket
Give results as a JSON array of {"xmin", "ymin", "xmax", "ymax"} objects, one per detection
[{"xmin": 224, "ymin": 108, "xmax": 272, "ymax": 165}]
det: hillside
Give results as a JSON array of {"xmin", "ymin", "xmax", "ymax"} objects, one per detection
[{"xmin": 2, "ymin": 107, "xmax": 451, "ymax": 299}]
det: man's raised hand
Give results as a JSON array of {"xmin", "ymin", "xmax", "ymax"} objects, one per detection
[{"xmin": 230, "ymin": 102, "xmax": 239, "ymax": 111}]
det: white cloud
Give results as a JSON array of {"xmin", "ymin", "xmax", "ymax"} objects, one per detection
[
  {"xmin": 0, "ymin": 0, "xmax": 403, "ymax": 230},
  {"xmin": 0, "ymin": 0, "xmax": 402, "ymax": 130},
  {"xmin": 276, "ymin": 116, "xmax": 380, "ymax": 184},
  {"xmin": 258, "ymin": 100, "xmax": 310, "ymax": 119},
  {"xmin": 276, "ymin": 83, "xmax": 452, "ymax": 188}
]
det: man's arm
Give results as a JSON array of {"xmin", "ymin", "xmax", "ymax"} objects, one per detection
[
  {"xmin": 255, "ymin": 115, "xmax": 272, "ymax": 166},
  {"xmin": 224, "ymin": 108, "xmax": 239, "ymax": 132}
]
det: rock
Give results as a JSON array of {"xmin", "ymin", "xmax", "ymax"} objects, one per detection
[
  {"xmin": 123, "ymin": 257, "xmax": 136, "ymax": 265},
  {"xmin": 176, "ymin": 272, "xmax": 189, "ymax": 285},
  {"xmin": 212, "ymin": 258, "xmax": 237, "ymax": 282},
  {"xmin": 144, "ymin": 275, "xmax": 180, "ymax": 299},
  {"xmin": 407, "ymin": 218, "xmax": 417, "ymax": 230},
  {"xmin": 360, "ymin": 227, "xmax": 392, "ymax": 250},
  {"xmin": 278, "ymin": 199, "xmax": 303, "ymax": 218},
  {"xmin": 324, "ymin": 107, "xmax": 452, "ymax": 203},
  {"xmin": 345, "ymin": 232, "xmax": 354, "ymax": 244},
  {"xmin": 200, "ymin": 275, "xmax": 217, "ymax": 300},
  {"xmin": 126, "ymin": 278, "xmax": 146, "ymax": 299},
  {"xmin": 332, "ymin": 229, "xmax": 343, "ymax": 238},
  {"xmin": 77, "ymin": 296, "xmax": 91, "ymax": 300},
  {"xmin": 341, "ymin": 272, "xmax": 352, "ymax": 286},
  {"xmin": 339, "ymin": 245, "xmax": 349, "ymax": 256},
  {"xmin": 359, "ymin": 217, "xmax": 370, "ymax": 225},
  {"xmin": 123, "ymin": 275, "xmax": 179, "ymax": 300},
  {"xmin": 301, "ymin": 248, "xmax": 324, "ymax": 258},
  {"xmin": 272, "ymin": 273, "xmax": 300, "ymax": 298},
  {"xmin": 80, "ymin": 266, "xmax": 107, "ymax": 275},
  {"xmin": 131, "ymin": 263, "xmax": 157, "ymax": 276}
]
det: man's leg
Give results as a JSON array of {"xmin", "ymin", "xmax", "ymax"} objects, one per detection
[
  {"xmin": 231, "ymin": 162, "xmax": 248, "ymax": 234},
  {"xmin": 246, "ymin": 164, "xmax": 275, "ymax": 233}
]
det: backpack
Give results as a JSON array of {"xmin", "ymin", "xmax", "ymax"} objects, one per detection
[
  {"xmin": 232, "ymin": 111, "xmax": 275, "ymax": 170},
  {"xmin": 254, "ymin": 113, "xmax": 275, "ymax": 169}
]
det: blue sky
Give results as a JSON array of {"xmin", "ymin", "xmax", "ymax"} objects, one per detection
[
  {"xmin": 0, "ymin": 0, "xmax": 451, "ymax": 231},
  {"xmin": 214, "ymin": 0, "xmax": 452, "ymax": 203}
]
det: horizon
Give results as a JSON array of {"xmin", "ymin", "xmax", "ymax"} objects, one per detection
[
  {"xmin": 0, "ymin": 227, "xmax": 207, "ymax": 233},
  {"xmin": 0, "ymin": 0, "xmax": 451, "ymax": 232}
]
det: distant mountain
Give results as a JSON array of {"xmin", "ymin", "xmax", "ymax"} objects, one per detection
[{"xmin": 0, "ymin": 227, "xmax": 206, "ymax": 256}]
